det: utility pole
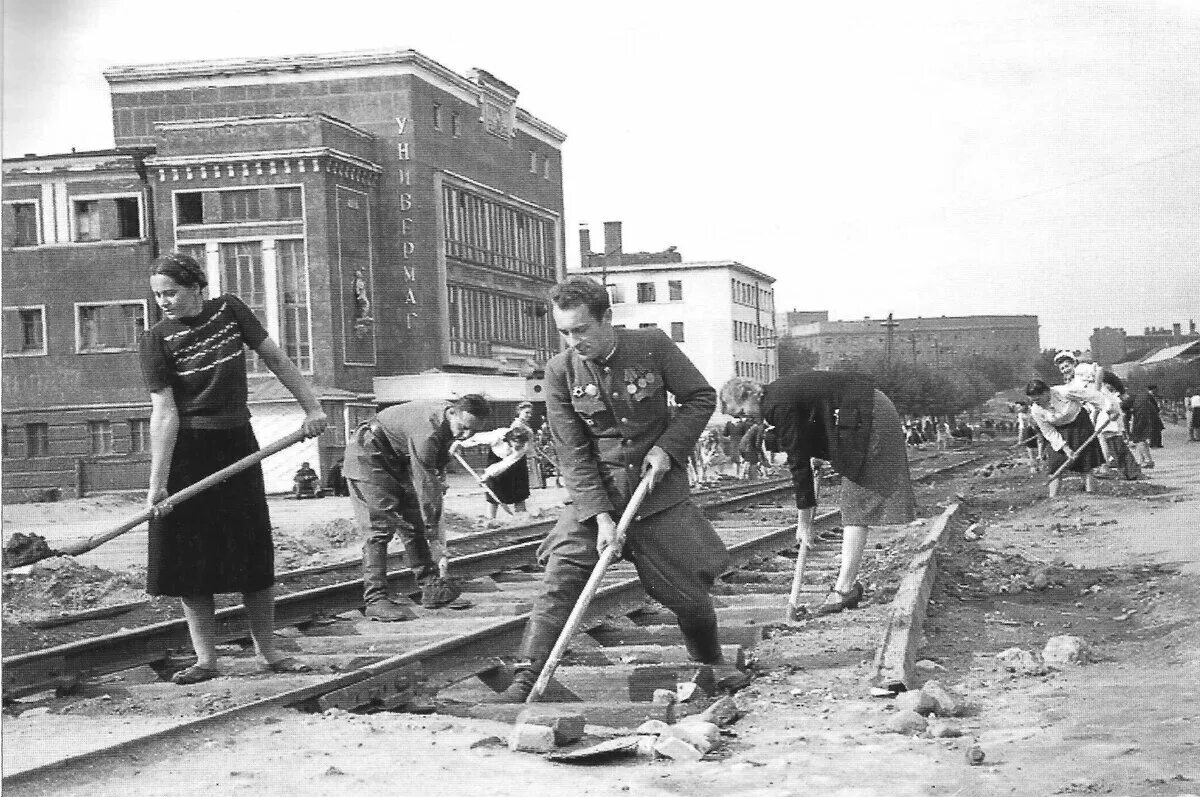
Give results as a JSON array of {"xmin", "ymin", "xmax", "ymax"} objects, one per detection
[{"xmin": 881, "ymin": 313, "xmax": 899, "ymax": 365}]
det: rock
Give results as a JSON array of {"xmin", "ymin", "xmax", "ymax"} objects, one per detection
[
  {"xmin": 636, "ymin": 735, "xmax": 658, "ymax": 757},
  {"xmin": 914, "ymin": 659, "xmax": 946, "ymax": 674},
  {"xmin": 895, "ymin": 690, "xmax": 938, "ymax": 716},
  {"xmin": 654, "ymin": 735, "xmax": 704, "ymax": 761},
  {"xmin": 886, "ymin": 710, "xmax": 928, "ymax": 735},
  {"xmin": 1043, "ymin": 635, "xmax": 1091, "ymax": 667},
  {"xmin": 695, "ymin": 695, "xmax": 744, "ymax": 727},
  {"xmin": 651, "ymin": 688, "xmax": 677, "ymax": 705},
  {"xmin": 995, "ymin": 647, "xmax": 1046, "ymax": 675},
  {"xmin": 469, "ymin": 736, "xmax": 506, "ymax": 750},
  {"xmin": 1032, "ymin": 568, "xmax": 1051, "ymax": 591},
  {"xmin": 664, "ymin": 721, "xmax": 721, "ymax": 753},
  {"xmin": 966, "ymin": 745, "xmax": 986, "ymax": 765},
  {"xmin": 515, "ymin": 709, "xmax": 585, "ymax": 745},
  {"xmin": 963, "ymin": 531, "xmax": 980, "ymax": 541},
  {"xmin": 636, "ymin": 719, "xmax": 670, "ymax": 735},
  {"xmin": 508, "ymin": 723, "xmax": 556, "ymax": 753},
  {"xmin": 921, "ymin": 680, "xmax": 961, "ymax": 717},
  {"xmin": 928, "ymin": 721, "xmax": 963, "ymax": 738}
]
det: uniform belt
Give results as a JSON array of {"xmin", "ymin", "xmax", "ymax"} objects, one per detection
[{"xmin": 365, "ymin": 419, "xmax": 404, "ymax": 462}]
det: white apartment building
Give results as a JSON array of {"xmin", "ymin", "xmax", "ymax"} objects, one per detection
[{"xmin": 576, "ymin": 260, "xmax": 777, "ymax": 391}]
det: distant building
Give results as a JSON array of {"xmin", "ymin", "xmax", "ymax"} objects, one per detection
[
  {"xmin": 575, "ymin": 222, "xmax": 776, "ymax": 389},
  {"xmin": 783, "ymin": 314, "xmax": 1040, "ymax": 371},
  {"xmin": 1090, "ymin": 321, "xmax": 1198, "ymax": 366},
  {"xmin": 776, "ymin": 310, "xmax": 829, "ymax": 331},
  {"xmin": 2, "ymin": 48, "xmax": 567, "ymax": 501}
]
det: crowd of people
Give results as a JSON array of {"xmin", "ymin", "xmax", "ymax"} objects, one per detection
[{"xmin": 137, "ymin": 253, "xmax": 1189, "ymax": 691}]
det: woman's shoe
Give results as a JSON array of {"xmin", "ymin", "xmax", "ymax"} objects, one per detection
[
  {"xmin": 170, "ymin": 664, "xmax": 221, "ymax": 685},
  {"xmin": 814, "ymin": 582, "xmax": 864, "ymax": 616}
]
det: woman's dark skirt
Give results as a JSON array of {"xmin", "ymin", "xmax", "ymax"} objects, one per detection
[
  {"xmin": 840, "ymin": 391, "xmax": 917, "ymax": 526},
  {"xmin": 1046, "ymin": 411, "xmax": 1103, "ymax": 475},
  {"xmin": 483, "ymin": 449, "xmax": 531, "ymax": 506},
  {"xmin": 147, "ymin": 424, "xmax": 274, "ymax": 597}
]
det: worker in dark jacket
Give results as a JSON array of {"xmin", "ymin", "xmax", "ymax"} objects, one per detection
[
  {"xmin": 720, "ymin": 372, "xmax": 915, "ymax": 615},
  {"xmin": 343, "ymin": 396, "xmax": 489, "ymax": 620},
  {"xmin": 490, "ymin": 276, "xmax": 746, "ymax": 701}
]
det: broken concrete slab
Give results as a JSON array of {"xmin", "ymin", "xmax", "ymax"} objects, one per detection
[
  {"xmin": 509, "ymin": 723, "xmax": 556, "ymax": 753},
  {"xmin": 515, "ymin": 708, "xmax": 585, "ymax": 745}
]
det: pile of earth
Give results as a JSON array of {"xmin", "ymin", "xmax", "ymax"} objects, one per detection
[{"xmin": 2, "ymin": 556, "xmax": 151, "ymax": 626}]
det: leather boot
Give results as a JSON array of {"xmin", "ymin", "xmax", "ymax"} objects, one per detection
[
  {"xmin": 484, "ymin": 666, "xmax": 540, "ymax": 703},
  {"xmin": 362, "ymin": 541, "xmax": 417, "ymax": 622},
  {"xmin": 679, "ymin": 617, "xmax": 753, "ymax": 693}
]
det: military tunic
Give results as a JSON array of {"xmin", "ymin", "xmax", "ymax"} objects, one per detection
[
  {"xmin": 342, "ymin": 400, "xmax": 456, "ymax": 575},
  {"xmin": 520, "ymin": 327, "xmax": 729, "ymax": 661}
]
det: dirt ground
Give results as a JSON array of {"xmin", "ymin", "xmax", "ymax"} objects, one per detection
[{"xmin": 4, "ymin": 427, "xmax": 1200, "ymax": 796}]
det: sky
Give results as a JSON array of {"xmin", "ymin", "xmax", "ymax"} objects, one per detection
[{"xmin": 4, "ymin": 0, "xmax": 1198, "ymax": 351}]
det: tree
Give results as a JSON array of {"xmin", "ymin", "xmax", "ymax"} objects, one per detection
[{"xmin": 776, "ymin": 336, "xmax": 819, "ymax": 375}]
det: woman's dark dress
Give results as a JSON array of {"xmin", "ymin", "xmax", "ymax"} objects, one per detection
[{"xmin": 139, "ymin": 295, "xmax": 274, "ymax": 597}]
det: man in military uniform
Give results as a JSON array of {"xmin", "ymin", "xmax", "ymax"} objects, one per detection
[
  {"xmin": 343, "ymin": 395, "xmax": 490, "ymax": 621},
  {"xmin": 491, "ymin": 276, "xmax": 747, "ymax": 701}
]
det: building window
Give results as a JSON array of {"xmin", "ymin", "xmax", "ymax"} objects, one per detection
[
  {"xmin": 3, "ymin": 306, "xmax": 47, "ymax": 356},
  {"xmin": 5, "ymin": 201, "xmax": 40, "ymax": 247},
  {"xmin": 542, "ymin": 158, "xmax": 551, "ymax": 180},
  {"xmin": 73, "ymin": 200, "xmax": 99, "ymax": 242},
  {"xmin": 671, "ymin": 322, "xmax": 685, "ymax": 342},
  {"xmin": 276, "ymin": 187, "xmax": 303, "ymax": 220},
  {"xmin": 441, "ymin": 184, "xmax": 557, "ymax": 280},
  {"xmin": 451, "ymin": 112, "xmax": 461, "ymax": 137},
  {"xmin": 76, "ymin": 302, "xmax": 146, "ymax": 353},
  {"xmin": 529, "ymin": 151, "xmax": 538, "ymax": 173},
  {"xmin": 115, "ymin": 198, "xmax": 141, "ymax": 239},
  {"xmin": 276, "ymin": 239, "xmax": 312, "ymax": 372},
  {"xmin": 25, "ymin": 423, "xmax": 49, "ymax": 458},
  {"xmin": 88, "ymin": 421, "xmax": 114, "ymax": 455},
  {"xmin": 639, "ymin": 322, "xmax": 658, "ymax": 329},
  {"xmin": 176, "ymin": 192, "xmax": 205, "ymax": 225},
  {"xmin": 221, "ymin": 190, "xmax": 261, "ymax": 222},
  {"xmin": 446, "ymin": 283, "xmax": 558, "ymax": 363},
  {"xmin": 433, "ymin": 103, "xmax": 442, "ymax": 130},
  {"xmin": 128, "ymin": 418, "xmax": 150, "ymax": 453},
  {"xmin": 606, "ymin": 284, "xmax": 625, "ymax": 304},
  {"xmin": 636, "ymin": 282, "xmax": 656, "ymax": 303},
  {"xmin": 668, "ymin": 280, "xmax": 683, "ymax": 301},
  {"xmin": 219, "ymin": 242, "xmax": 267, "ymax": 370}
]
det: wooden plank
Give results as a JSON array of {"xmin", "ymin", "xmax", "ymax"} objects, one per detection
[
  {"xmin": 436, "ymin": 700, "xmax": 676, "ymax": 729},
  {"xmin": 588, "ymin": 624, "xmax": 763, "ymax": 649},
  {"xmin": 316, "ymin": 656, "xmax": 505, "ymax": 712},
  {"xmin": 564, "ymin": 644, "xmax": 744, "ymax": 669}
]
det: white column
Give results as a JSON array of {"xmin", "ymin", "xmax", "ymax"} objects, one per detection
[
  {"xmin": 204, "ymin": 242, "xmax": 220, "ymax": 291},
  {"xmin": 261, "ymin": 238, "xmax": 280, "ymax": 340}
]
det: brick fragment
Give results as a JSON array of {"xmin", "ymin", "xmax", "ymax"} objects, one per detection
[
  {"xmin": 508, "ymin": 723, "xmax": 556, "ymax": 753},
  {"xmin": 654, "ymin": 735, "xmax": 704, "ymax": 761},
  {"xmin": 514, "ymin": 709, "xmax": 585, "ymax": 745},
  {"xmin": 695, "ymin": 695, "xmax": 744, "ymax": 727},
  {"xmin": 886, "ymin": 710, "xmax": 928, "ymax": 735},
  {"xmin": 636, "ymin": 719, "xmax": 670, "ymax": 735},
  {"xmin": 920, "ymin": 680, "xmax": 960, "ymax": 717},
  {"xmin": 665, "ymin": 721, "xmax": 720, "ymax": 753},
  {"xmin": 895, "ymin": 690, "xmax": 937, "ymax": 716}
]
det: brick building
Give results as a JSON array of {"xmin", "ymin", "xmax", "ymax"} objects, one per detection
[
  {"xmin": 781, "ymin": 314, "xmax": 1040, "ymax": 371},
  {"xmin": 2, "ymin": 48, "xmax": 566, "ymax": 501},
  {"xmin": 575, "ymin": 222, "xmax": 777, "ymax": 390},
  {"xmin": 1090, "ymin": 321, "xmax": 1199, "ymax": 366}
]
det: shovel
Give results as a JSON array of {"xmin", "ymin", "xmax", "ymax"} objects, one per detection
[
  {"xmin": 452, "ymin": 450, "xmax": 515, "ymax": 516},
  {"xmin": 3, "ymin": 428, "xmax": 309, "ymax": 568},
  {"xmin": 1045, "ymin": 415, "xmax": 1111, "ymax": 484},
  {"xmin": 525, "ymin": 472, "xmax": 655, "ymax": 703}
]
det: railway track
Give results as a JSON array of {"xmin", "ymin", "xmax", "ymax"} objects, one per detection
[{"xmin": 3, "ymin": 450, "xmax": 983, "ymax": 784}]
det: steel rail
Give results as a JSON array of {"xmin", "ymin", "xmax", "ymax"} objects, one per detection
[
  {"xmin": 2, "ymin": 454, "xmax": 978, "ymax": 696},
  {"xmin": 3, "ymin": 453, "xmax": 981, "ymax": 785}
]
